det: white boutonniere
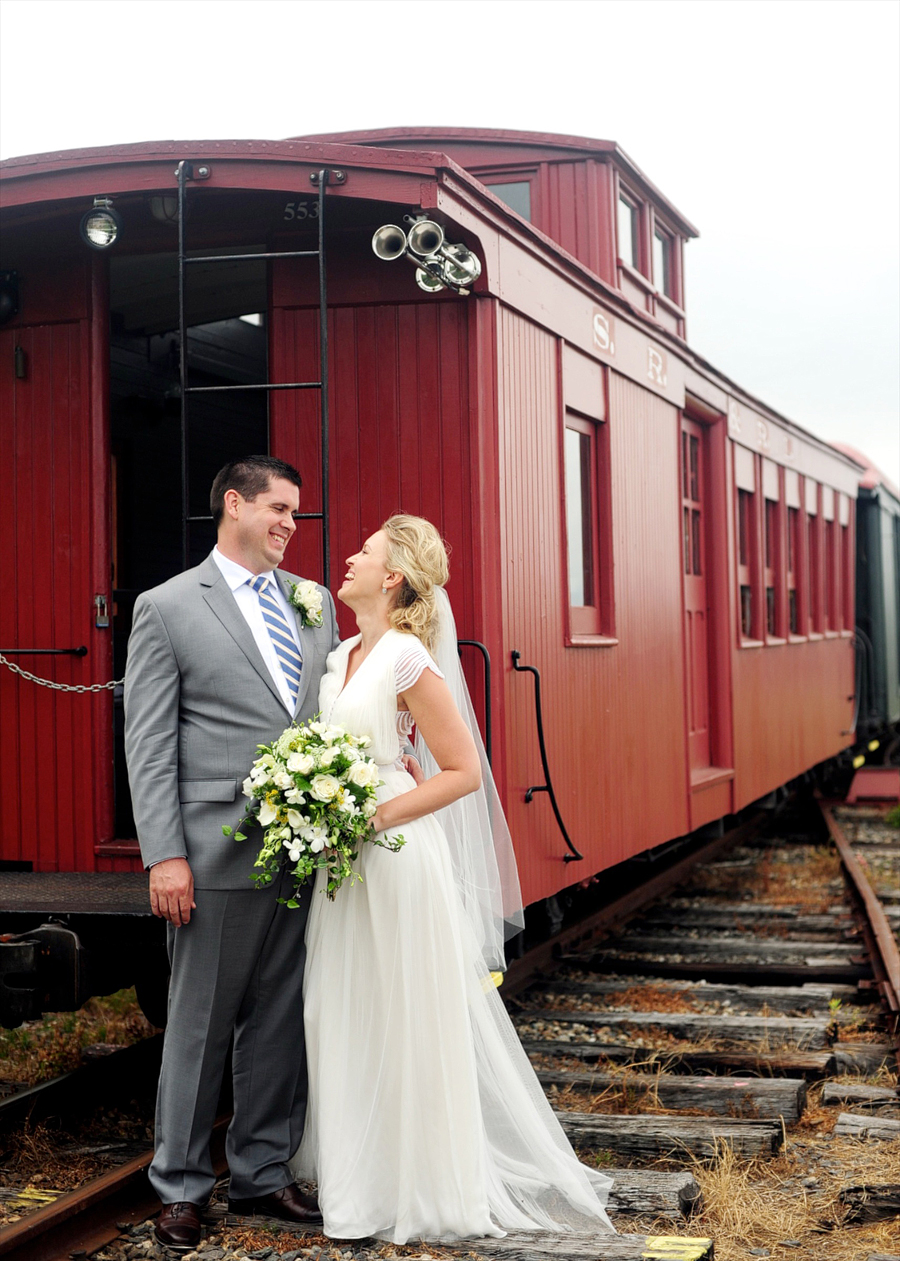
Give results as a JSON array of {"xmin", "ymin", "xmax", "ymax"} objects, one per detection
[{"xmin": 288, "ymin": 579, "xmax": 324, "ymax": 628}]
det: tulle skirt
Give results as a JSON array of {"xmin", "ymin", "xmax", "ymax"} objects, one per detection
[{"xmin": 291, "ymin": 767, "xmax": 614, "ymax": 1243}]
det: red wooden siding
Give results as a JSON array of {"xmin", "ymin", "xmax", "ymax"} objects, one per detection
[
  {"xmin": 495, "ymin": 306, "xmax": 689, "ymax": 906},
  {"xmin": 0, "ymin": 317, "xmax": 115, "ymax": 872},
  {"xmin": 267, "ymin": 283, "xmax": 489, "ymax": 732},
  {"xmin": 730, "ymin": 637, "xmax": 855, "ymax": 806}
]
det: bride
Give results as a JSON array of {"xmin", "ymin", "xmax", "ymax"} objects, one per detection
[{"xmin": 291, "ymin": 514, "xmax": 614, "ymax": 1243}]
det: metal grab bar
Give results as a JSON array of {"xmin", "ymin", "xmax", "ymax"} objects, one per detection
[
  {"xmin": 458, "ymin": 639, "xmax": 492, "ymax": 767},
  {"xmin": 0, "ymin": 647, "xmax": 87, "ymax": 656},
  {"xmin": 510, "ymin": 650, "xmax": 583, "ymax": 862}
]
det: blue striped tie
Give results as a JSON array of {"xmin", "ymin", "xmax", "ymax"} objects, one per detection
[{"xmin": 250, "ymin": 575, "xmax": 303, "ymax": 708}]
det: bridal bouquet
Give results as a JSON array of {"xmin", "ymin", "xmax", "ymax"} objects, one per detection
[{"xmin": 224, "ymin": 718, "xmax": 404, "ymax": 902}]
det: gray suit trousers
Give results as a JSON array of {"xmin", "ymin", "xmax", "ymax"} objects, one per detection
[{"xmin": 149, "ymin": 869, "xmax": 311, "ymax": 1205}]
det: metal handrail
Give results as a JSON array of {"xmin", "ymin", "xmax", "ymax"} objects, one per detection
[
  {"xmin": 0, "ymin": 647, "xmax": 87, "ymax": 657},
  {"xmin": 457, "ymin": 639, "xmax": 492, "ymax": 767},
  {"xmin": 511, "ymin": 650, "xmax": 583, "ymax": 862}
]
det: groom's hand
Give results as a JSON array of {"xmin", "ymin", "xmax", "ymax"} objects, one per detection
[
  {"xmin": 150, "ymin": 858, "xmax": 196, "ymax": 926},
  {"xmin": 400, "ymin": 753, "xmax": 425, "ymax": 785}
]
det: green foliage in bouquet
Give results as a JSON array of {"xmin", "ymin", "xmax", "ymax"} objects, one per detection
[{"xmin": 224, "ymin": 717, "xmax": 404, "ymax": 902}]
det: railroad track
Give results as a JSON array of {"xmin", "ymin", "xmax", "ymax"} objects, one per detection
[{"xmin": 1, "ymin": 795, "xmax": 898, "ymax": 1261}]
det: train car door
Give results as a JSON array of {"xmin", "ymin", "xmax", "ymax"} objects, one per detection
[
  {"xmin": 682, "ymin": 418, "xmax": 711, "ymax": 771},
  {"xmin": 680, "ymin": 410, "xmax": 735, "ymax": 829},
  {"xmin": 0, "ymin": 257, "xmax": 114, "ymax": 871}
]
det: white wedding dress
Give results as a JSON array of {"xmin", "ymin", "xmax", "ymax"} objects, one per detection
[{"xmin": 291, "ymin": 628, "xmax": 614, "ymax": 1243}]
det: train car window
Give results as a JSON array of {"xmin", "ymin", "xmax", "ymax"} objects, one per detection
[
  {"xmin": 807, "ymin": 492, "xmax": 823, "ymax": 635},
  {"xmin": 653, "ymin": 229, "xmax": 672, "ymax": 298},
  {"xmin": 788, "ymin": 507, "xmax": 801, "ymax": 634},
  {"xmin": 484, "ymin": 180, "xmax": 532, "ymax": 222},
  {"xmin": 618, "ymin": 195, "xmax": 639, "ymax": 269},
  {"xmin": 765, "ymin": 498, "xmax": 779, "ymax": 637},
  {"xmin": 737, "ymin": 488, "xmax": 756, "ymax": 639},
  {"xmin": 841, "ymin": 522, "xmax": 853, "ymax": 630},
  {"xmin": 824, "ymin": 518, "xmax": 837, "ymax": 631},
  {"xmin": 565, "ymin": 425, "xmax": 594, "ymax": 609},
  {"xmin": 563, "ymin": 410, "xmax": 611, "ymax": 640}
]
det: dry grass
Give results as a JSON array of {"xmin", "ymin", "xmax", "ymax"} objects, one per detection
[
  {"xmin": 204, "ymin": 1224, "xmax": 468, "ymax": 1258},
  {"xmin": 594, "ymin": 985, "xmax": 705, "ymax": 1014},
  {"xmin": 615, "ymin": 1137, "xmax": 900, "ymax": 1259},
  {"xmin": 684, "ymin": 844, "xmax": 843, "ymax": 913},
  {"xmin": 0, "ymin": 1105, "xmax": 155, "ymax": 1226},
  {"xmin": 0, "ymin": 988, "xmax": 156, "ymax": 1086}
]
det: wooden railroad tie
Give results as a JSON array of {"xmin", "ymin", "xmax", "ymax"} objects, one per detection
[
  {"xmin": 539, "ymin": 976, "xmax": 857, "ymax": 1015},
  {"xmin": 833, "ymin": 1112, "xmax": 900, "ymax": 1141},
  {"xmin": 556, "ymin": 1110, "xmax": 783, "ymax": 1159},
  {"xmin": 539, "ymin": 1068, "xmax": 807, "ymax": 1122},
  {"xmin": 518, "ymin": 1007, "xmax": 833, "ymax": 1048},
  {"xmin": 443, "ymin": 1231, "xmax": 715, "ymax": 1260}
]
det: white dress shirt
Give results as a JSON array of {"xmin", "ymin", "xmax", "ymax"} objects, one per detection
[{"xmin": 212, "ymin": 547, "xmax": 303, "ymax": 715}]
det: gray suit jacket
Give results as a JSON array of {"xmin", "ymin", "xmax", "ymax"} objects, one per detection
[{"xmin": 124, "ymin": 553, "xmax": 340, "ymax": 889}]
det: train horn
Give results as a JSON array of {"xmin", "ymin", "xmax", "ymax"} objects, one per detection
[
  {"xmin": 442, "ymin": 241, "xmax": 482, "ymax": 286},
  {"xmin": 372, "ymin": 218, "xmax": 480, "ymax": 296},
  {"xmin": 408, "ymin": 220, "xmax": 481, "ymax": 287},
  {"xmin": 415, "ymin": 266, "xmax": 447, "ymax": 294},
  {"xmin": 371, "ymin": 224, "xmax": 408, "ymax": 261},
  {"xmin": 406, "ymin": 219, "xmax": 445, "ymax": 258}
]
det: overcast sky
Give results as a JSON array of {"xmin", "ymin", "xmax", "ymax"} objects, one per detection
[{"xmin": 1, "ymin": 0, "xmax": 897, "ymax": 479}]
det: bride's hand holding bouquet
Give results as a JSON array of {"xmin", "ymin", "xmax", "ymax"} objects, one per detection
[{"xmin": 223, "ymin": 716, "xmax": 404, "ymax": 902}]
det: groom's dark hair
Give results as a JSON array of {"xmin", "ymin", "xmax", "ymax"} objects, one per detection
[{"xmin": 210, "ymin": 455, "xmax": 303, "ymax": 526}]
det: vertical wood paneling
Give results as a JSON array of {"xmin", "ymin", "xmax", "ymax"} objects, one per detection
[
  {"xmin": 269, "ymin": 289, "xmax": 480, "ymax": 690},
  {"xmin": 496, "ymin": 315, "xmax": 690, "ymax": 905},
  {"xmin": 1, "ymin": 318, "xmax": 113, "ymax": 872},
  {"xmin": 731, "ymin": 638, "xmax": 854, "ymax": 805}
]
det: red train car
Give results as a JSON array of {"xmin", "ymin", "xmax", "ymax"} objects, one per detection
[{"xmin": 0, "ymin": 129, "xmax": 862, "ymax": 1020}]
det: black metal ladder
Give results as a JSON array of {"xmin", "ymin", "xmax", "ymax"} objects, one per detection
[{"xmin": 175, "ymin": 161, "xmax": 333, "ymax": 585}]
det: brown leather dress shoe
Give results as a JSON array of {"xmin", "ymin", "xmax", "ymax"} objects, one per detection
[
  {"xmin": 154, "ymin": 1201, "xmax": 202, "ymax": 1250},
  {"xmin": 228, "ymin": 1182, "xmax": 323, "ymax": 1225}
]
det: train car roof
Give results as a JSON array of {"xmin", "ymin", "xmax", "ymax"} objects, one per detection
[
  {"xmin": 292, "ymin": 126, "xmax": 700, "ymax": 239},
  {"xmin": 831, "ymin": 443, "xmax": 900, "ymax": 501},
  {"xmin": 0, "ymin": 135, "xmax": 866, "ymax": 483}
]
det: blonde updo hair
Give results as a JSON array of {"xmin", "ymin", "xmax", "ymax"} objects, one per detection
[{"xmin": 382, "ymin": 514, "xmax": 450, "ymax": 653}]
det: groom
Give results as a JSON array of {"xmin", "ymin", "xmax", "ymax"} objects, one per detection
[{"xmin": 124, "ymin": 455, "xmax": 340, "ymax": 1249}]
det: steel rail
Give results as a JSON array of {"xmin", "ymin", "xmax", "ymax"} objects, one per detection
[
  {"xmin": 0, "ymin": 1035, "xmax": 163, "ymax": 1134},
  {"xmin": 817, "ymin": 797, "xmax": 900, "ymax": 1066},
  {"xmin": 0, "ymin": 1117, "xmax": 229, "ymax": 1261}
]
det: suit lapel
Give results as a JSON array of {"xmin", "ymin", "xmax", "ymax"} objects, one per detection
[
  {"xmin": 273, "ymin": 568, "xmax": 315, "ymax": 718},
  {"xmin": 200, "ymin": 558, "xmax": 285, "ymax": 711}
]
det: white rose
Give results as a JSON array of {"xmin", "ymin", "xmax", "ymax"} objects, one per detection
[
  {"xmin": 274, "ymin": 771, "xmax": 293, "ymax": 790},
  {"xmin": 296, "ymin": 580, "xmax": 323, "ymax": 609},
  {"xmin": 287, "ymin": 751, "xmax": 314, "ymax": 774},
  {"xmin": 347, "ymin": 760, "xmax": 377, "ymax": 789},
  {"xmin": 309, "ymin": 774, "xmax": 341, "ymax": 802},
  {"xmin": 257, "ymin": 800, "xmax": 277, "ymax": 826}
]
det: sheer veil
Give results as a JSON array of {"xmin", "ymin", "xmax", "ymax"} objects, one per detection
[{"xmin": 413, "ymin": 586, "xmax": 525, "ymax": 972}]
